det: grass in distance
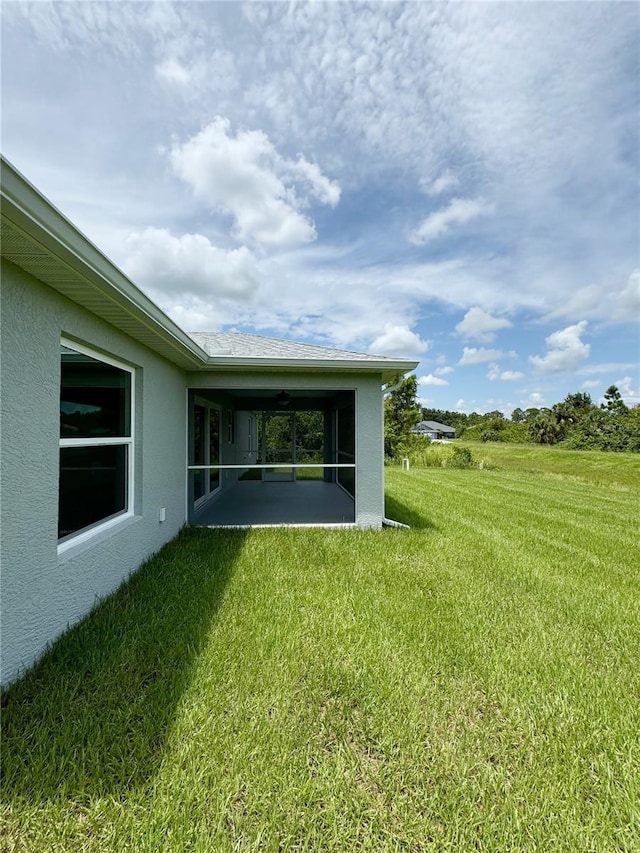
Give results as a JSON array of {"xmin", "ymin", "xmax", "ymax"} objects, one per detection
[
  {"xmin": 2, "ymin": 448, "xmax": 639, "ymax": 851},
  {"xmin": 458, "ymin": 440, "xmax": 640, "ymax": 488}
]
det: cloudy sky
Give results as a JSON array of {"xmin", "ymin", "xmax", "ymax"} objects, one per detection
[{"xmin": 2, "ymin": 1, "xmax": 638, "ymax": 413}]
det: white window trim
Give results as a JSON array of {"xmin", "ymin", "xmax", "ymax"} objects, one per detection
[{"xmin": 58, "ymin": 338, "xmax": 135, "ymax": 554}]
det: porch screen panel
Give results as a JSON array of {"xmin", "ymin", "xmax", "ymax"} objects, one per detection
[
  {"xmin": 336, "ymin": 401, "xmax": 355, "ymax": 497},
  {"xmin": 192, "ymin": 399, "xmax": 222, "ymax": 505},
  {"xmin": 193, "ymin": 405, "xmax": 206, "ymax": 501},
  {"xmin": 209, "ymin": 408, "xmax": 220, "ymax": 490}
]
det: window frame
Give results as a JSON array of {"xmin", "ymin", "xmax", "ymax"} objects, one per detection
[{"xmin": 58, "ymin": 338, "xmax": 135, "ymax": 553}]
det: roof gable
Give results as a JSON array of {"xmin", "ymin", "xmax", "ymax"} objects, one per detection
[{"xmin": 416, "ymin": 420, "xmax": 456, "ymax": 433}]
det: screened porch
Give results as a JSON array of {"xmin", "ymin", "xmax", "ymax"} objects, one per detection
[{"xmin": 187, "ymin": 387, "xmax": 356, "ymax": 527}]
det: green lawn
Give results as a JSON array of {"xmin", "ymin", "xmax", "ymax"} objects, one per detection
[
  {"xmin": 460, "ymin": 441, "xmax": 640, "ymax": 488},
  {"xmin": 2, "ymin": 450, "xmax": 639, "ymax": 851}
]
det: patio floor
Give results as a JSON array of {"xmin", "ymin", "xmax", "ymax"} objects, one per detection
[{"xmin": 193, "ymin": 480, "xmax": 355, "ymax": 527}]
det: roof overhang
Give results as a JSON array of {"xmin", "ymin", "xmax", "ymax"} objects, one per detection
[
  {"xmin": 1, "ymin": 157, "xmax": 208, "ymax": 370},
  {"xmin": 190, "ymin": 357, "xmax": 416, "ymax": 385}
]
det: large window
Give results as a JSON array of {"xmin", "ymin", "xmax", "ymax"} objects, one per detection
[{"xmin": 58, "ymin": 341, "xmax": 134, "ymax": 546}]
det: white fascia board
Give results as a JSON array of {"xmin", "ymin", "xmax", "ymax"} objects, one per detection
[
  {"xmin": 1, "ymin": 157, "xmax": 208, "ymax": 368},
  {"xmin": 197, "ymin": 357, "xmax": 419, "ymax": 384}
]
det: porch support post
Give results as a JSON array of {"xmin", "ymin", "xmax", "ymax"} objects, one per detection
[
  {"xmin": 186, "ymin": 388, "xmax": 195, "ymax": 524},
  {"xmin": 355, "ymin": 377, "xmax": 384, "ymax": 529}
]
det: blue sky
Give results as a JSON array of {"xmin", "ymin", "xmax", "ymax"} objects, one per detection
[{"xmin": 2, "ymin": 1, "xmax": 638, "ymax": 414}]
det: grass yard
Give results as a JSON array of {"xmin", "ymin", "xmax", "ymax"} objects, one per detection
[
  {"xmin": 2, "ymin": 449, "xmax": 639, "ymax": 851},
  {"xmin": 459, "ymin": 441, "xmax": 640, "ymax": 489}
]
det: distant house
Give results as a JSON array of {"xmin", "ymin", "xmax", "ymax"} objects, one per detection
[
  {"xmin": 0, "ymin": 157, "xmax": 417, "ymax": 684},
  {"xmin": 412, "ymin": 420, "xmax": 456, "ymax": 440}
]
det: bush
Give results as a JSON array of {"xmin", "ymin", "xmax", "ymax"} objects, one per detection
[
  {"xmin": 387, "ymin": 437, "xmax": 478, "ymax": 469},
  {"xmin": 563, "ymin": 407, "xmax": 640, "ymax": 452},
  {"xmin": 443, "ymin": 446, "xmax": 475, "ymax": 468},
  {"xmin": 388, "ymin": 433, "xmax": 437, "ymax": 466}
]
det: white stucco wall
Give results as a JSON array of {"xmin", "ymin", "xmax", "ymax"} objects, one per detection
[
  {"xmin": 0, "ymin": 261, "xmax": 188, "ymax": 685},
  {"xmin": 187, "ymin": 370, "xmax": 384, "ymax": 529}
]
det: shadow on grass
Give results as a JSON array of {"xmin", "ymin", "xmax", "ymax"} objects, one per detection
[
  {"xmin": 1, "ymin": 526, "xmax": 246, "ymax": 801},
  {"xmin": 384, "ymin": 494, "xmax": 437, "ymax": 530}
]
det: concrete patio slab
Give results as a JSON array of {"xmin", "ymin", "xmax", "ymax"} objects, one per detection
[{"xmin": 193, "ymin": 480, "xmax": 355, "ymax": 527}]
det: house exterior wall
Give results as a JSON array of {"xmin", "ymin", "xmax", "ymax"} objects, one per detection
[
  {"xmin": 0, "ymin": 261, "xmax": 187, "ymax": 685},
  {"xmin": 187, "ymin": 371, "xmax": 384, "ymax": 528},
  {"xmin": 413, "ymin": 421, "xmax": 456, "ymax": 440}
]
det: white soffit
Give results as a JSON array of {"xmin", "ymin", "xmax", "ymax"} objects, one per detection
[{"xmin": 1, "ymin": 159, "xmax": 206, "ymax": 370}]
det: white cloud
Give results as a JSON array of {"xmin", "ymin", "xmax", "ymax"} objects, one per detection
[
  {"xmin": 169, "ymin": 117, "xmax": 340, "ymax": 247},
  {"xmin": 156, "ymin": 57, "xmax": 191, "ymax": 85},
  {"xmin": 545, "ymin": 283, "xmax": 605, "ymax": 320},
  {"xmin": 6, "ymin": 1, "xmax": 220, "ymax": 71},
  {"xmin": 487, "ymin": 363, "xmax": 523, "ymax": 381},
  {"xmin": 148, "ymin": 246, "xmax": 451, "ymax": 353},
  {"xmin": 369, "ymin": 324, "xmax": 430, "ymax": 357},
  {"xmin": 166, "ymin": 303, "xmax": 222, "ymax": 332},
  {"xmin": 529, "ymin": 320, "xmax": 590, "ymax": 372},
  {"xmin": 2, "ymin": 0, "xmax": 637, "ymax": 407},
  {"xmin": 409, "ymin": 198, "xmax": 495, "ymax": 245},
  {"xmin": 285, "ymin": 157, "xmax": 341, "ymax": 207},
  {"xmin": 613, "ymin": 376, "xmax": 640, "ymax": 407},
  {"xmin": 610, "ymin": 270, "xmax": 640, "ymax": 322},
  {"xmin": 459, "ymin": 347, "xmax": 514, "ymax": 366},
  {"xmin": 236, "ymin": 2, "xmax": 634, "ymax": 211},
  {"xmin": 456, "ymin": 307, "xmax": 512, "ymax": 342},
  {"xmin": 525, "ymin": 392, "xmax": 545, "ymax": 407},
  {"xmin": 418, "ymin": 374, "xmax": 449, "ymax": 387},
  {"xmin": 581, "ymin": 362, "xmax": 638, "ymax": 376},
  {"xmin": 435, "ymin": 366, "xmax": 454, "ymax": 376},
  {"xmin": 421, "ymin": 171, "xmax": 459, "ymax": 196},
  {"xmin": 544, "ymin": 270, "xmax": 640, "ymax": 324},
  {"xmin": 123, "ymin": 227, "xmax": 260, "ymax": 300}
]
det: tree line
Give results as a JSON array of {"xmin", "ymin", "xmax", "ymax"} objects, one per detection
[{"xmin": 385, "ymin": 377, "xmax": 640, "ymax": 456}]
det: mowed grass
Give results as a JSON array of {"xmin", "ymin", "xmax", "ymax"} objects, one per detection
[
  {"xmin": 2, "ymin": 451, "xmax": 639, "ymax": 851},
  {"xmin": 460, "ymin": 441, "xmax": 640, "ymax": 489}
]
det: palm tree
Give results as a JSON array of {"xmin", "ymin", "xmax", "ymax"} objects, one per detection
[{"xmin": 529, "ymin": 410, "xmax": 560, "ymax": 445}]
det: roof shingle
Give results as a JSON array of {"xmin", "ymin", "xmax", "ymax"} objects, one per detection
[{"xmin": 189, "ymin": 332, "xmax": 401, "ymax": 362}]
